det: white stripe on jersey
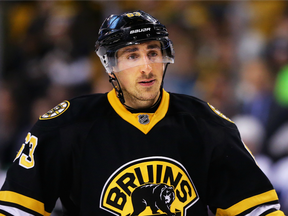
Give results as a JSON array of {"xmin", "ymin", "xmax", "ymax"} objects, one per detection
[
  {"xmin": 245, "ymin": 203, "xmax": 280, "ymax": 216},
  {"xmin": 0, "ymin": 204, "xmax": 35, "ymax": 216}
]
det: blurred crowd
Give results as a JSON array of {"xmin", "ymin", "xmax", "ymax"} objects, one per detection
[{"xmin": 0, "ymin": 1, "xmax": 288, "ymax": 215}]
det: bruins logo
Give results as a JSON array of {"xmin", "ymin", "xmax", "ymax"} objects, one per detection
[
  {"xmin": 208, "ymin": 103, "xmax": 233, "ymax": 123},
  {"xmin": 39, "ymin": 101, "xmax": 70, "ymax": 120},
  {"xmin": 129, "ymin": 184, "xmax": 175, "ymax": 216},
  {"xmin": 100, "ymin": 156, "xmax": 199, "ymax": 216}
]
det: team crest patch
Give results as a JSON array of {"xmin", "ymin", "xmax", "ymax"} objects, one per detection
[
  {"xmin": 208, "ymin": 103, "xmax": 233, "ymax": 123},
  {"xmin": 39, "ymin": 100, "xmax": 70, "ymax": 120},
  {"xmin": 100, "ymin": 156, "xmax": 199, "ymax": 216},
  {"xmin": 138, "ymin": 114, "xmax": 150, "ymax": 125}
]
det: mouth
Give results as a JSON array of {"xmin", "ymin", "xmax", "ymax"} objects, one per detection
[{"xmin": 139, "ymin": 79, "xmax": 156, "ymax": 87}]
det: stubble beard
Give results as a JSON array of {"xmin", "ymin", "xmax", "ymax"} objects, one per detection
[
  {"xmin": 123, "ymin": 83, "xmax": 160, "ymax": 104},
  {"xmin": 123, "ymin": 75, "xmax": 161, "ymax": 107}
]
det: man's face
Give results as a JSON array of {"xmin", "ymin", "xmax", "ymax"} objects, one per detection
[{"xmin": 112, "ymin": 41, "xmax": 164, "ymax": 109}]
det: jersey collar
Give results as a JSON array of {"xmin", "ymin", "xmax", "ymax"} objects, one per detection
[{"xmin": 107, "ymin": 88, "xmax": 170, "ymax": 134}]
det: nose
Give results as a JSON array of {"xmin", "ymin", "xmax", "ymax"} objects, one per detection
[{"xmin": 140, "ymin": 55, "xmax": 152, "ymax": 73}]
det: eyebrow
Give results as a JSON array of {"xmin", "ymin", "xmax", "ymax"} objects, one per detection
[
  {"xmin": 118, "ymin": 47, "xmax": 139, "ymax": 57},
  {"xmin": 118, "ymin": 43, "xmax": 161, "ymax": 57},
  {"xmin": 147, "ymin": 43, "xmax": 161, "ymax": 50}
]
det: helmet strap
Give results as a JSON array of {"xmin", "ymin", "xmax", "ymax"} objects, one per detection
[
  {"xmin": 160, "ymin": 63, "xmax": 170, "ymax": 89},
  {"xmin": 109, "ymin": 72, "xmax": 125, "ymax": 104}
]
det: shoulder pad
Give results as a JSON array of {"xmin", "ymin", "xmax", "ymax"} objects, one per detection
[
  {"xmin": 35, "ymin": 93, "xmax": 108, "ymax": 128},
  {"xmin": 169, "ymin": 93, "xmax": 234, "ymax": 125}
]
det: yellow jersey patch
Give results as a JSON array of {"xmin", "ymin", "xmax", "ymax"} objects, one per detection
[
  {"xmin": 208, "ymin": 103, "xmax": 233, "ymax": 123},
  {"xmin": 39, "ymin": 100, "xmax": 70, "ymax": 120}
]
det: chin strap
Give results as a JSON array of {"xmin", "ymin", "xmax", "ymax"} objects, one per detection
[
  {"xmin": 160, "ymin": 63, "xmax": 170, "ymax": 89},
  {"xmin": 109, "ymin": 72, "xmax": 125, "ymax": 104},
  {"xmin": 109, "ymin": 63, "xmax": 170, "ymax": 106}
]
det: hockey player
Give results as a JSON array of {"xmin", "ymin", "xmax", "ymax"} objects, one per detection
[{"xmin": 0, "ymin": 10, "xmax": 285, "ymax": 216}]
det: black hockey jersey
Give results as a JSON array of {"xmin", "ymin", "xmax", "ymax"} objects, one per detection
[{"xmin": 0, "ymin": 89, "xmax": 285, "ymax": 216}]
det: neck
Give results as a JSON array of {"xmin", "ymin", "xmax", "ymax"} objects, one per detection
[{"xmin": 124, "ymin": 90, "xmax": 163, "ymax": 113}]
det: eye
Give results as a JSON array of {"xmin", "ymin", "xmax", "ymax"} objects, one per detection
[
  {"xmin": 149, "ymin": 51, "xmax": 158, "ymax": 57},
  {"xmin": 148, "ymin": 50, "xmax": 161, "ymax": 60},
  {"xmin": 127, "ymin": 53, "xmax": 139, "ymax": 60}
]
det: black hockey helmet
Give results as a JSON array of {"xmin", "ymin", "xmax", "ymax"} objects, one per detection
[{"xmin": 95, "ymin": 10, "xmax": 175, "ymax": 73}]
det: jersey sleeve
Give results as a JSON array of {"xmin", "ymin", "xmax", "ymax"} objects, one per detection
[
  {"xmin": 0, "ymin": 122, "xmax": 72, "ymax": 216},
  {"xmin": 206, "ymin": 122, "xmax": 284, "ymax": 216}
]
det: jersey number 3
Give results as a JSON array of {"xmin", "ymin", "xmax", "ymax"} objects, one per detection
[{"xmin": 14, "ymin": 132, "xmax": 38, "ymax": 169}]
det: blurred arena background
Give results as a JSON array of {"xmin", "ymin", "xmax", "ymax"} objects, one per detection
[{"xmin": 0, "ymin": 1, "xmax": 288, "ymax": 215}]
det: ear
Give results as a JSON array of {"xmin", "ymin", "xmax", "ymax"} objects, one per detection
[
  {"xmin": 108, "ymin": 72, "xmax": 118, "ymax": 83},
  {"xmin": 108, "ymin": 73, "xmax": 115, "ymax": 79}
]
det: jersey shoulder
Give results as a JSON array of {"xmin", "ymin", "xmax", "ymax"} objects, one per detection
[
  {"xmin": 168, "ymin": 92, "xmax": 234, "ymax": 126},
  {"xmin": 35, "ymin": 93, "xmax": 109, "ymax": 128}
]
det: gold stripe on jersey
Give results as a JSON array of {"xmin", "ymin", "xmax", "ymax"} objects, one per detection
[
  {"xmin": 216, "ymin": 189, "xmax": 279, "ymax": 216},
  {"xmin": 0, "ymin": 191, "xmax": 50, "ymax": 216},
  {"xmin": 0, "ymin": 214, "xmax": 5, "ymax": 216},
  {"xmin": 108, "ymin": 89, "xmax": 169, "ymax": 134},
  {"xmin": 267, "ymin": 210, "xmax": 286, "ymax": 216}
]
